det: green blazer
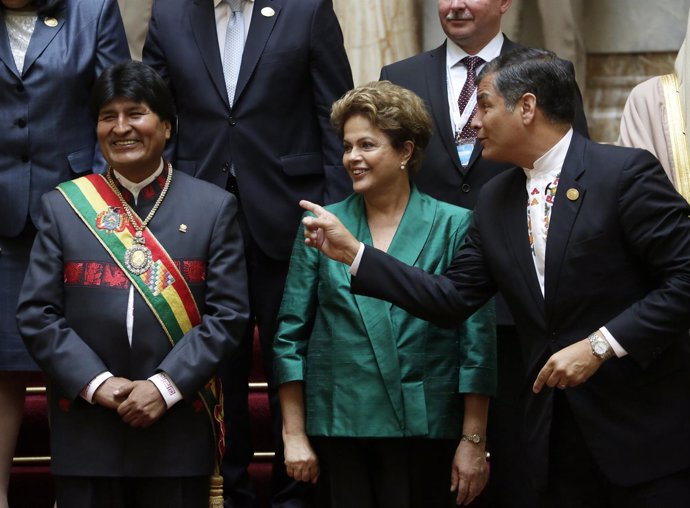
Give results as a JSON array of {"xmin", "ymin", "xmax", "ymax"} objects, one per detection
[{"xmin": 274, "ymin": 187, "xmax": 496, "ymax": 439}]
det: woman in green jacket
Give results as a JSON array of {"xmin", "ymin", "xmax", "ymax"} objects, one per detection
[{"xmin": 274, "ymin": 81, "xmax": 496, "ymax": 507}]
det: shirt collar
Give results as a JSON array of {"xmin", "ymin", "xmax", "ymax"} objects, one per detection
[
  {"xmin": 113, "ymin": 159, "xmax": 165, "ymax": 203},
  {"xmin": 214, "ymin": 0, "xmax": 253, "ymax": 7},
  {"xmin": 523, "ymin": 128, "xmax": 574, "ymax": 179},
  {"xmin": 446, "ymin": 32, "xmax": 504, "ymax": 68}
]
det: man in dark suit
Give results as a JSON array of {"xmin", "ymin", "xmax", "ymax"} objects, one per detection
[
  {"xmin": 17, "ymin": 61, "xmax": 249, "ymax": 508},
  {"xmin": 380, "ymin": 3, "xmax": 587, "ymax": 503},
  {"xmin": 300, "ymin": 49, "xmax": 690, "ymax": 507},
  {"xmin": 142, "ymin": 1, "xmax": 353, "ymax": 506}
]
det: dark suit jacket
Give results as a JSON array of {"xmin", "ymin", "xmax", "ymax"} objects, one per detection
[
  {"xmin": 17, "ymin": 170, "xmax": 249, "ymax": 476},
  {"xmin": 351, "ymin": 133, "xmax": 690, "ymax": 490},
  {"xmin": 143, "ymin": 0, "xmax": 353, "ymax": 261},
  {"xmin": 0, "ymin": 0, "xmax": 129, "ymax": 237}
]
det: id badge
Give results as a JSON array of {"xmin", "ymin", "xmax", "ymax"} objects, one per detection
[{"xmin": 456, "ymin": 142, "xmax": 474, "ymax": 166}]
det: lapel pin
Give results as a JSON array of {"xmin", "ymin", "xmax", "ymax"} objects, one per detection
[
  {"xmin": 179, "ymin": 224, "xmax": 188, "ymax": 233},
  {"xmin": 44, "ymin": 17, "xmax": 58, "ymax": 27},
  {"xmin": 566, "ymin": 188, "xmax": 579, "ymax": 201},
  {"xmin": 261, "ymin": 7, "xmax": 275, "ymax": 17}
]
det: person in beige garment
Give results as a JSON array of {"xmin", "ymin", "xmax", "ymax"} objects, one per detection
[
  {"xmin": 117, "ymin": 0, "xmax": 154, "ymax": 60},
  {"xmin": 618, "ymin": 10, "xmax": 690, "ymax": 197}
]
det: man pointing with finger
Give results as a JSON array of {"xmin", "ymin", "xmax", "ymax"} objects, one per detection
[{"xmin": 299, "ymin": 48, "xmax": 690, "ymax": 506}]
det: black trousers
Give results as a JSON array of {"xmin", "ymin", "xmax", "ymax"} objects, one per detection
[
  {"xmin": 54, "ymin": 476, "xmax": 209, "ymax": 508},
  {"xmin": 544, "ymin": 391, "xmax": 690, "ymax": 508},
  {"xmin": 312, "ymin": 437, "xmax": 457, "ymax": 508}
]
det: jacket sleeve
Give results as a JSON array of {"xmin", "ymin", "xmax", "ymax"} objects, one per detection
[
  {"xmin": 604, "ymin": 149, "xmax": 690, "ymax": 368},
  {"xmin": 273, "ymin": 218, "xmax": 320, "ymax": 385},
  {"xmin": 352, "ymin": 210, "xmax": 498, "ymax": 329},
  {"xmin": 451, "ymin": 214, "xmax": 497, "ymax": 396},
  {"xmin": 17, "ymin": 193, "xmax": 111, "ymax": 399}
]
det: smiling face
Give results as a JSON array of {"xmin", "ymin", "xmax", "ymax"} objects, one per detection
[
  {"xmin": 437, "ymin": 0, "xmax": 511, "ymax": 54},
  {"xmin": 471, "ymin": 73, "xmax": 524, "ymax": 163},
  {"xmin": 97, "ymin": 97, "xmax": 171, "ymax": 182},
  {"xmin": 342, "ymin": 114, "xmax": 412, "ymax": 200}
]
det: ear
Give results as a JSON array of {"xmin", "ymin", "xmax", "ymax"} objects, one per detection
[
  {"xmin": 401, "ymin": 140, "xmax": 414, "ymax": 165},
  {"xmin": 500, "ymin": 0, "xmax": 513, "ymax": 15},
  {"xmin": 519, "ymin": 93, "xmax": 537, "ymax": 125},
  {"xmin": 163, "ymin": 120, "xmax": 172, "ymax": 140}
]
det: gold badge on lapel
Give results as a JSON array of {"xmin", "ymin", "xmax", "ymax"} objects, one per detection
[
  {"xmin": 261, "ymin": 7, "xmax": 275, "ymax": 17},
  {"xmin": 44, "ymin": 17, "xmax": 58, "ymax": 27},
  {"xmin": 566, "ymin": 188, "xmax": 580, "ymax": 201}
]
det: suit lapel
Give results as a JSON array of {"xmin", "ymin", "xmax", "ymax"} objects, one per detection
[
  {"xmin": 22, "ymin": 13, "xmax": 65, "ymax": 76},
  {"xmin": 234, "ymin": 0, "xmax": 281, "ymax": 105},
  {"xmin": 191, "ymin": 0, "xmax": 229, "ymax": 108},
  {"xmin": 502, "ymin": 169, "xmax": 545, "ymax": 312},
  {"xmin": 341, "ymin": 195, "xmax": 405, "ymax": 428},
  {"xmin": 426, "ymin": 44, "xmax": 464, "ymax": 176},
  {"xmin": 543, "ymin": 134, "xmax": 587, "ymax": 320},
  {"xmin": 0, "ymin": 13, "xmax": 19, "ymax": 78}
]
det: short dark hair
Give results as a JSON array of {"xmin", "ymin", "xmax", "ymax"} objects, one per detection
[
  {"xmin": 90, "ymin": 61, "xmax": 176, "ymax": 134},
  {"xmin": 476, "ymin": 48, "xmax": 576, "ymax": 125},
  {"xmin": 330, "ymin": 80, "xmax": 433, "ymax": 173}
]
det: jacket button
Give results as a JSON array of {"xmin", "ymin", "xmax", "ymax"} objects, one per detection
[
  {"xmin": 461, "ymin": 183, "xmax": 471, "ymax": 193},
  {"xmin": 17, "ymin": 118, "xmax": 27, "ymax": 128},
  {"xmin": 16, "ymin": 83, "xmax": 24, "ymax": 92},
  {"xmin": 228, "ymin": 116, "xmax": 236, "ymax": 126},
  {"xmin": 21, "ymin": 154, "xmax": 29, "ymax": 163},
  {"xmin": 222, "ymin": 163, "xmax": 229, "ymax": 173}
]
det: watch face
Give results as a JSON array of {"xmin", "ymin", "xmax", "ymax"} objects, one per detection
[{"xmin": 593, "ymin": 341, "xmax": 608, "ymax": 355}]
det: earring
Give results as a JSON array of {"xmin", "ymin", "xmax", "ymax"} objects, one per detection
[{"xmin": 400, "ymin": 162, "xmax": 406, "ymax": 171}]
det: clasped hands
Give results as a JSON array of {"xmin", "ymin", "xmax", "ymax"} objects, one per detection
[{"xmin": 93, "ymin": 377, "xmax": 166, "ymax": 428}]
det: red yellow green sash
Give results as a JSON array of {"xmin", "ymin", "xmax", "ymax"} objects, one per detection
[{"xmin": 57, "ymin": 173, "xmax": 225, "ymax": 505}]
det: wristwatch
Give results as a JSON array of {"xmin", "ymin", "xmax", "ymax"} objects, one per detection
[
  {"xmin": 461, "ymin": 434, "xmax": 486, "ymax": 445},
  {"xmin": 588, "ymin": 332, "xmax": 615, "ymax": 361}
]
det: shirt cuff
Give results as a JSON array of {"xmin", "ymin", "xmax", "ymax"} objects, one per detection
[
  {"xmin": 600, "ymin": 326, "xmax": 628, "ymax": 358},
  {"xmin": 81, "ymin": 371, "xmax": 114, "ymax": 404},
  {"xmin": 348, "ymin": 242, "xmax": 365, "ymax": 276},
  {"xmin": 149, "ymin": 372, "xmax": 183, "ymax": 409}
]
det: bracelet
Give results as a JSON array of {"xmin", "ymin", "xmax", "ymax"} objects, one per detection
[{"xmin": 460, "ymin": 433, "xmax": 486, "ymax": 445}]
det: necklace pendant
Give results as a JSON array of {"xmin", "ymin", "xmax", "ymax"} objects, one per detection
[
  {"xmin": 134, "ymin": 230, "xmax": 146, "ymax": 245},
  {"xmin": 125, "ymin": 244, "xmax": 152, "ymax": 275}
]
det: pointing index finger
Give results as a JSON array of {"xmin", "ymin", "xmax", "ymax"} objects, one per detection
[{"xmin": 299, "ymin": 200, "xmax": 326, "ymax": 216}]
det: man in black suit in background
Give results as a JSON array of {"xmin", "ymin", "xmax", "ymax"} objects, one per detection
[
  {"xmin": 380, "ymin": 3, "xmax": 587, "ymax": 504},
  {"xmin": 143, "ymin": 1, "xmax": 353, "ymax": 506}
]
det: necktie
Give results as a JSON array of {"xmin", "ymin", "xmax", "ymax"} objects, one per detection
[
  {"xmin": 223, "ymin": 0, "xmax": 244, "ymax": 107},
  {"xmin": 456, "ymin": 56, "xmax": 485, "ymax": 142}
]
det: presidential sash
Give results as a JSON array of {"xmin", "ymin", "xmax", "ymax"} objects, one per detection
[{"xmin": 58, "ymin": 173, "xmax": 225, "ymax": 507}]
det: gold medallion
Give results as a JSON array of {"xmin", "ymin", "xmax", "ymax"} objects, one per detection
[
  {"xmin": 125, "ymin": 244, "xmax": 152, "ymax": 275},
  {"xmin": 566, "ymin": 188, "xmax": 580, "ymax": 201},
  {"xmin": 44, "ymin": 17, "xmax": 58, "ymax": 27}
]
